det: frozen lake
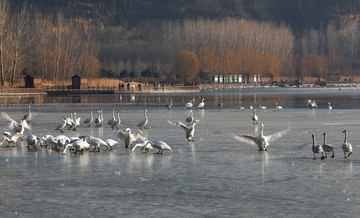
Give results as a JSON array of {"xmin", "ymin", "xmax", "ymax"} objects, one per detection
[{"xmin": 1, "ymin": 87, "xmax": 360, "ymax": 217}]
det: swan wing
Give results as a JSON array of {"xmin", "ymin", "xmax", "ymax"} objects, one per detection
[
  {"xmin": 22, "ymin": 120, "xmax": 31, "ymax": 130},
  {"xmin": 134, "ymin": 129, "xmax": 146, "ymax": 140},
  {"xmin": 168, "ymin": 120, "xmax": 188, "ymax": 131},
  {"xmin": 115, "ymin": 129, "xmax": 126, "ymax": 140},
  {"xmin": 232, "ymin": 134, "xmax": 257, "ymax": 146},
  {"xmin": 266, "ymin": 128, "xmax": 290, "ymax": 143},
  {"xmin": 1, "ymin": 112, "xmax": 18, "ymax": 124}
]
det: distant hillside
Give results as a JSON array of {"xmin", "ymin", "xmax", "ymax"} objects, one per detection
[{"xmin": 11, "ymin": 0, "xmax": 360, "ymax": 35}]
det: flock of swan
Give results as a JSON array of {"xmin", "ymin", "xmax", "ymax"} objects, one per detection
[{"xmin": 0, "ymin": 97, "xmax": 352, "ymax": 159}]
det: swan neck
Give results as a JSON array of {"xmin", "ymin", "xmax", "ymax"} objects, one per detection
[
  {"xmin": 312, "ymin": 135, "xmax": 315, "ymax": 146},
  {"xmin": 323, "ymin": 134, "xmax": 326, "ymax": 144},
  {"xmin": 344, "ymin": 131, "xmax": 347, "ymax": 143}
]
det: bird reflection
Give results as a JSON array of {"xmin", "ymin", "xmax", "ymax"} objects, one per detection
[
  {"xmin": 187, "ymin": 141, "xmax": 196, "ymax": 162},
  {"xmin": 261, "ymin": 152, "xmax": 269, "ymax": 184}
]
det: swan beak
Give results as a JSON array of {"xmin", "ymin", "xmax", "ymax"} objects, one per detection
[{"xmin": 61, "ymin": 152, "xmax": 65, "ymax": 155}]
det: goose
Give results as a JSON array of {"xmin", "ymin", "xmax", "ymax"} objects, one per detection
[
  {"xmin": 94, "ymin": 110, "xmax": 102, "ymax": 127},
  {"xmin": 341, "ymin": 130, "xmax": 352, "ymax": 158},
  {"xmin": 232, "ymin": 124, "xmax": 289, "ymax": 151},
  {"xmin": 165, "ymin": 99, "xmax": 173, "ymax": 110},
  {"xmin": 322, "ymin": 133, "xmax": 334, "ymax": 158},
  {"xmin": 83, "ymin": 110, "xmax": 93, "ymax": 127},
  {"xmin": 168, "ymin": 120, "xmax": 198, "ymax": 141},
  {"xmin": 328, "ymin": 102, "xmax": 332, "ymax": 110},
  {"xmin": 107, "ymin": 109, "xmax": 116, "ymax": 125},
  {"xmin": 186, "ymin": 110, "xmax": 194, "ymax": 124},
  {"xmin": 197, "ymin": 98, "xmax": 205, "ymax": 109},
  {"xmin": 185, "ymin": 98, "xmax": 195, "ymax": 109},
  {"xmin": 275, "ymin": 103, "xmax": 283, "ymax": 109},
  {"xmin": 307, "ymin": 99, "xmax": 317, "ymax": 109},
  {"xmin": 23, "ymin": 105, "xmax": 32, "ymax": 122},
  {"xmin": 312, "ymin": 134, "xmax": 324, "ymax": 159},
  {"xmin": 109, "ymin": 111, "xmax": 121, "ymax": 130},
  {"xmin": 137, "ymin": 109, "xmax": 148, "ymax": 129},
  {"xmin": 252, "ymin": 110, "xmax": 258, "ymax": 124},
  {"xmin": 115, "ymin": 128, "xmax": 146, "ymax": 148},
  {"xmin": 26, "ymin": 135, "xmax": 40, "ymax": 151},
  {"xmin": 55, "ymin": 117, "xmax": 67, "ymax": 133}
]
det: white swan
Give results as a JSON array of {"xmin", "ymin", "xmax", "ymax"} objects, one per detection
[
  {"xmin": 186, "ymin": 110, "xmax": 194, "ymax": 124},
  {"xmin": 249, "ymin": 104, "xmax": 254, "ymax": 110},
  {"xmin": 55, "ymin": 117, "xmax": 67, "ymax": 133},
  {"xmin": 233, "ymin": 124, "xmax": 289, "ymax": 151},
  {"xmin": 23, "ymin": 105, "xmax": 32, "ymax": 122},
  {"xmin": 307, "ymin": 99, "xmax": 317, "ymax": 109},
  {"xmin": 312, "ymin": 134, "xmax": 324, "ymax": 159},
  {"xmin": 1, "ymin": 112, "xmax": 31, "ymax": 133},
  {"xmin": 165, "ymin": 99, "xmax": 173, "ymax": 110},
  {"xmin": 107, "ymin": 109, "xmax": 116, "ymax": 125},
  {"xmin": 197, "ymin": 98, "xmax": 205, "ymax": 109},
  {"xmin": 185, "ymin": 98, "xmax": 195, "ymax": 109},
  {"xmin": 62, "ymin": 137, "xmax": 90, "ymax": 154},
  {"xmin": 26, "ymin": 134, "xmax": 40, "ymax": 151},
  {"xmin": 131, "ymin": 140, "xmax": 152, "ymax": 153},
  {"xmin": 252, "ymin": 110, "xmax": 258, "ymax": 124},
  {"xmin": 109, "ymin": 111, "xmax": 121, "ymax": 130},
  {"xmin": 258, "ymin": 103, "xmax": 266, "ymax": 109},
  {"xmin": 328, "ymin": 102, "xmax": 333, "ymax": 110},
  {"xmin": 275, "ymin": 103, "xmax": 283, "ymax": 109},
  {"xmin": 168, "ymin": 120, "xmax": 198, "ymax": 141},
  {"xmin": 341, "ymin": 130, "xmax": 352, "ymax": 158},
  {"xmin": 131, "ymin": 140, "xmax": 171, "ymax": 154},
  {"xmin": 83, "ymin": 110, "xmax": 93, "ymax": 127},
  {"xmin": 94, "ymin": 110, "xmax": 103, "ymax": 127},
  {"xmin": 0, "ymin": 131, "xmax": 24, "ymax": 146},
  {"xmin": 40, "ymin": 135, "xmax": 55, "ymax": 149},
  {"xmin": 115, "ymin": 128, "xmax": 146, "ymax": 148},
  {"xmin": 137, "ymin": 109, "xmax": 148, "ymax": 129},
  {"xmin": 322, "ymin": 133, "xmax": 334, "ymax": 158},
  {"xmin": 68, "ymin": 112, "xmax": 80, "ymax": 131}
]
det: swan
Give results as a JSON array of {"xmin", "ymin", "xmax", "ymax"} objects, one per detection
[
  {"xmin": 130, "ymin": 140, "xmax": 153, "ymax": 153},
  {"xmin": 322, "ymin": 133, "xmax": 334, "ymax": 158},
  {"xmin": 40, "ymin": 135, "xmax": 55, "ymax": 149},
  {"xmin": 68, "ymin": 112, "xmax": 80, "ymax": 131},
  {"xmin": 307, "ymin": 99, "xmax": 317, "ymax": 109},
  {"xmin": 1, "ymin": 112, "xmax": 31, "ymax": 133},
  {"xmin": 252, "ymin": 110, "xmax": 258, "ymax": 124},
  {"xmin": 185, "ymin": 98, "xmax": 195, "ymax": 109},
  {"xmin": 83, "ymin": 110, "xmax": 93, "ymax": 127},
  {"xmin": 94, "ymin": 110, "xmax": 103, "ymax": 127},
  {"xmin": 115, "ymin": 128, "xmax": 146, "ymax": 148},
  {"xmin": 52, "ymin": 135, "xmax": 71, "ymax": 151},
  {"xmin": 62, "ymin": 137, "xmax": 90, "ymax": 155},
  {"xmin": 312, "ymin": 134, "xmax": 324, "ymax": 159},
  {"xmin": 137, "ymin": 109, "xmax": 148, "ymax": 129},
  {"xmin": 165, "ymin": 99, "xmax": 173, "ymax": 110},
  {"xmin": 55, "ymin": 117, "xmax": 67, "ymax": 133},
  {"xmin": 217, "ymin": 101, "xmax": 223, "ymax": 108},
  {"xmin": 341, "ymin": 130, "xmax": 352, "ymax": 158},
  {"xmin": 168, "ymin": 120, "xmax": 198, "ymax": 141},
  {"xmin": 107, "ymin": 109, "xmax": 116, "ymax": 125},
  {"xmin": 146, "ymin": 141, "xmax": 172, "ymax": 154},
  {"xmin": 186, "ymin": 110, "xmax": 194, "ymax": 124},
  {"xmin": 249, "ymin": 104, "xmax": 254, "ymax": 110},
  {"xmin": 328, "ymin": 102, "xmax": 332, "ymax": 110},
  {"xmin": 232, "ymin": 124, "xmax": 289, "ymax": 151},
  {"xmin": 275, "ymin": 103, "xmax": 283, "ymax": 109},
  {"xmin": 109, "ymin": 111, "xmax": 121, "ymax": 130},
  {"xmin": 197, "ymin": 98, "xmax": 205, "ymax": 109},
  {"xmin": 258, "ymin": 103, "xmax": 266, "ymax": 109},
  {"xmin": 23, "ymin": 105, "xmax": 32, "ymax": 122},
  {"xmin": 26, "ymin": 135, "xmax": 40, "ymax": 151},
  {"xmin": 79, "ymin": 135, "xmax": 109, "ymax": 152},
  {"xmin": 104, "ymin": 138, "xmax": 119, "ymax": 151},
  {"xmin": 0, "ymin": 131, "xmax": 24, "ymax": 147}
]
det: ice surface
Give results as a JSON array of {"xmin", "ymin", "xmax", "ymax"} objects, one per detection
[{"xmin": 0, "ymin": 88, "xmax": 360, "ymax": 217}]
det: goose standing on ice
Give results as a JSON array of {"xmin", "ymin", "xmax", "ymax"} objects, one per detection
[
  {"xmin": 322, "ymin": 133, "xmax": 334, "ymax": 158},
  {"xmin": 312, "ymin": 134, "xmax": 324, "ymax": 159},
  {"xmin": 341, "ymin": 130, "xmax": 352, "ymax": 158},
  {"xmin": 252, "ymin": 110, "xmax": 258, "ymax": 125},
  {"xmin": 232, "ymin": 124, "xmax": 289, "ymax": 151},
  {"xmin": 115, "ymin": 128, "xmax": 146, "ymax": 148},
  {"xmin": 197, "ymin": 98, "xmax": 205, "ymax": 109},
  {"xmin": 83, "ymin": 110, "xmax": 93, "ymax": 127},
  {"xmin": 328, "ymin": 102, "xmax": 333, "ymax": 110},
  {"xmin": 168, "ymin": 120, "xmax": 198, "ymax": 141},
  {"xmin": 137, "ymin": 109, "xmax": 148, "ymax": 129}
]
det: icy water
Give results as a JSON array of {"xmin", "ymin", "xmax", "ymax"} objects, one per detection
[{"xmin": 1, "ymin": 87, "xmax": 360, "ymax": 217}]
